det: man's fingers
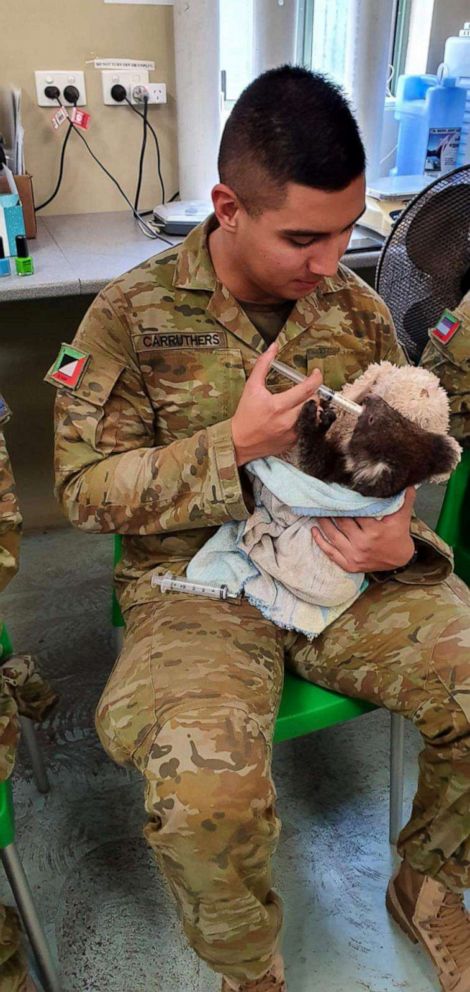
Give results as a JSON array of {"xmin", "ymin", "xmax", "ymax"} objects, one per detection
[
  {"xmin": 278, "ymin": 368, "xmax": 324, "ymax": 411},
  {"xmin": 312, "ymin": 527, "xmax": 351, "ymax": 572},
  {"xmin": 248, "ymin": 342, "xmax": 279, "ymax": 387}
]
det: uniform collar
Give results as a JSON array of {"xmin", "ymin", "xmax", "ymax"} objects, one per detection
[{"xmin": 173, "ymin": 216, "xmax": 218, "ymax": 292}]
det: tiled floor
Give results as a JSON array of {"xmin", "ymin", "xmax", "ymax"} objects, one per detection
[{"xmin": 0, "ymin": 483, "xmax": 449, "ymax": 991}]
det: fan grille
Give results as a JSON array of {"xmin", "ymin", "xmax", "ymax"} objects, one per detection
[{"xmin": 376, "ymin": 165, "xmax": 470, "ymax": 363}]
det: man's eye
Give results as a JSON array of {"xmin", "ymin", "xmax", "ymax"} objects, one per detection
[{"xmin": 287, "ymin": 237, "xmax": 319, "ymax": 248}]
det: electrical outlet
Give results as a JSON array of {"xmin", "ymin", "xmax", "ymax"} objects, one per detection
[
  {"xmin": 133, "ymin": 83, "xmax": 167, "ymax": 105},
  {"xmin": 101, "ymin": 69, "xmax": 150, "ymax": 105},
  {"xmin": 35, "ymin": 70, "xmax": 86, "ymax": 107}
]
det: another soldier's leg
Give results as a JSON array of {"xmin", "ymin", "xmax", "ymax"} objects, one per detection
[
  {"xmin": 285, "ymin": 574, "xmax": 470, "ymax": 887},
  {"xmin": 0, "ymin": 905, "xmax": 30, "ymax": 992},
  {"xmin": 96, "ymin": 595, "xmax": 285, "ymax": 985}
]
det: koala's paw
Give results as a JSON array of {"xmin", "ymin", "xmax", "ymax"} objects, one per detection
[{"xmin": 319, "ymin": 400, "xmax": 336, "ymax": 432}]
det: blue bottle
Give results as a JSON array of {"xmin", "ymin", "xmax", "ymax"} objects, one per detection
[
  {"xmin": 0, "ymin": 237, "xmax": 10, "ymax": 277},
  {"xmin": 393, "ymin": 73, "xmax": 467, "ymax": 176}
]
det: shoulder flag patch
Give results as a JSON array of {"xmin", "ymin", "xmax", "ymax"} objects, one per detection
[
  {"xmin": 431, "ymin": 309, "xmax": 461, "ymax": 346},
  {"xmin": 49, "ymin": 344, "xmax": 90, "ymax": 388}
]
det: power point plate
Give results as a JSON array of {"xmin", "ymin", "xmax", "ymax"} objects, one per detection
[
  {"xmin": 102, "ymin": 69, "xmax": 150, "ymax": 105},
  {"xmin": 133, "ymin": 82, "xmax": 167, "ymax": 105},
  {"xmin": 35, "ymin": 70, "xmax": 87, "ymax": 107}
]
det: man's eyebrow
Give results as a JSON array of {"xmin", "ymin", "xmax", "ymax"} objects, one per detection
[{"xmin": 281, "ymin": 206, "xmax": 366, "ymax": 237}]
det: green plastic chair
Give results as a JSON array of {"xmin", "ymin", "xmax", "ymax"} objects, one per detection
[
  {"xmin": 0, "ymin": 624, "xmax": 61, "ymax": 992},
  {"xmin": 112, "ymin": 537, "xmax": 405, "ymax": 844},
  {"xmin": 436, "ymin": 449, "xmax": 470, "ymax": 586}
]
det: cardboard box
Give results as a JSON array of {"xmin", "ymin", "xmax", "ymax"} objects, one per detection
[{"xmin": 0, "ymin": 173, "xmax": 36, "ymax": 239}]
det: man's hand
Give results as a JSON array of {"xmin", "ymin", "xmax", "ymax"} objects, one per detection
[
  {"xmin": 312, "ymin": 486, "xmax": 417, "ymax": 573},
  {"xmin": 231, "ymin": 342, "xmax": 323, "ymax": 466}
]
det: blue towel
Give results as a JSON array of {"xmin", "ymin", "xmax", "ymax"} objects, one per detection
[{"xmin": 188, "ymin": 456, "xmax": 405, "ymax": 639}]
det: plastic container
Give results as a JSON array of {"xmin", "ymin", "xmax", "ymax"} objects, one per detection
[
  {"xmin": 392, "ymin": 72, "xmax": 467, "ymax": 176},
  {"xmin": 444, "ymin": 23, "xmax": 470, "ymax": 165}
]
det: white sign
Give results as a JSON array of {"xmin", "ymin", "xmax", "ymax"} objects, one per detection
[
  {"xmin": 105, "ymin": 0, "xmax": 173, "ymax": 5},
  {"xmin": 86, "ymin": 58, "xmax": 156, "ymax": 69}
]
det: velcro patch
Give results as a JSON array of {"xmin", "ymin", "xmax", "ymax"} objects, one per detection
[
  {"xmin": 135, "ymin": 331, "xmax": 227, "ymax": 352},
  {"xmin": 48, "ymin": 344, "xmax": 90, "ymax": 388},
  {"xmin": 431, "ymin": 309, "xmax": 461, "ymax": 346}
]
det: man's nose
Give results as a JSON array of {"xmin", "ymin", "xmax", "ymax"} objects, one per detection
[{"xmin": 307, "ymin": 238, "xmax": 342, "ymax": 277}]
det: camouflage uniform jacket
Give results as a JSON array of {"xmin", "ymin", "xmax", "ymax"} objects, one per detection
[
  {"xmin": 46, "ymin": 217, "xmax": 453, "ymax": 612},
  {"xmin": 0, "ymin": 400, "xmax": 57, "ymax": 781},
  {"xmin": 420, "ymin": 295, "xmax": 470, "ymax": 447},
  {"xmin": 0, "ymin": 398, "xmax": 21, "ymax": 597}
]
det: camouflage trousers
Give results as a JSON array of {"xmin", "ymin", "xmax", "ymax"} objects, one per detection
[
  {"xmin": 0, "ymin": 906, "xmax": 27, "ymax": 992},
  {"xmin": 96, "ymin": 573, "xmax": 470, "ymax": 985}
]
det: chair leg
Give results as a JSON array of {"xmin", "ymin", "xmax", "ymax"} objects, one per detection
[
  {"xmin": 389, "ymin": 712, "xmax": 405, "ymax": 846},
  {"xmin": 1, "ymin": 843, "xmax": 61, "ymax": 992},
  {"xmin": 19, "ymin": 718, "xmax": 49, "ymax": 795}
]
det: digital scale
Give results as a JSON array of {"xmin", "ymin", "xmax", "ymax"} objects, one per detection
[
  {"xmin": 153, "ymin": 200, "xmax": 212, "ymax": 235},
  {"xmin": 362, "ymin": 175, "xmax": 433, "ymax": 237}
]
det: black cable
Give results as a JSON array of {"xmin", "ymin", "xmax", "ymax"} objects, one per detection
[
  {"xmin": 134, "ymin": 95, "xmax": 148, "ymax": 212},
  {"xmin": 125, "ymin": 97, "xmax": 166, "ymax": 203},
  {"xmin": 35, "ymin": 121, "xmax": 74, "ymax": 211},
  {"xmin": 169, "ymin": 190, "xmax": 180, "ymax": 202},
  {"xmin": 45, "ymin": 97, "xmax": 172, "ymax": 243}
]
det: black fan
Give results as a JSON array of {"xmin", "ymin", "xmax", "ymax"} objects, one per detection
[{"xmin": 376, "ymin": 164, "xmax": 470, "ymax": 363}]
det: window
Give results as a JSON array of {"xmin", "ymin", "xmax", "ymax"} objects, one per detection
[
  {"xmin": 220, "ymin": 0, "xmax": 254, "ymax": 111},
  {"xmin": 298, "ymin": 0, "xmax": 349, "ymax": 86}
]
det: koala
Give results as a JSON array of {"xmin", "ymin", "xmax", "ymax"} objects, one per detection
[{"xmin": 295, "ymin": 377, "xmax": 461, "ymax": 499}]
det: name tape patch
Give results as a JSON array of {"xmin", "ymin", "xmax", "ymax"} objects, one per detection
[
  {"xmin": 431, "ymin": 309, "xmax": 461, "ymax": 345},
  {"xmin": 49, "ymin": 344, "xmax": 90, "ymax": 388},
  {"xmin": 135, "ymin": 331, "xmax": 227, "ymax": 352}
]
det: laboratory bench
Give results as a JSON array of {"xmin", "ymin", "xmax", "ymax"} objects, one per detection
[{"xmin": 0, "ymin": 211, "xmax": 383, "ymax": 529}]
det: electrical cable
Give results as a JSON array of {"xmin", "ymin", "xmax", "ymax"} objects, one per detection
[
  {"xmin": 35, "ymin": 120, "xmax": 74, "ymax": 211},
  {"xmin": 49, "ymin": 98, "xmax": 173, "ymax": 244},
  {"xmin": 134, "ymin": 95, "xmax": 148, "ymax": 213},
  {"xmin": 125, "ymin": 96, "xmax": 166, "ymax": 203}
]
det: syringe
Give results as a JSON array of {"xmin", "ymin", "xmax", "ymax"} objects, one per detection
[
  {"xmin": 270, "ymin": 359, "xmax": 362, "ymax": 416},
  {"xmin": 152, "ymin": 571, "xmax": 239, "ymax": 600}
]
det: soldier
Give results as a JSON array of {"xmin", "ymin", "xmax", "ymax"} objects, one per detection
[
  {"xmin": 0, "ymin": 397, "xmax": 57, "ymax": 992},
  {"xmin": 47, "ymin": 67, "xmax": 470, "ymax": 992},
  {"xmin": 421, "ymin": 288, "xmax": 470, "ymax": 446}
]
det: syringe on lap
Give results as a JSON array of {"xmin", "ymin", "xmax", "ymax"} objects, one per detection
[
  {"xmin": 270, "ymin": 359, "xmax": 363, "ymax": 416},
  {"xmin": 152, "ymin": 571, "xmax": 239, "ymax": 600}
]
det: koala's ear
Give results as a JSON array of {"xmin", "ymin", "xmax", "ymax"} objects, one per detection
[{"xmin": 427, "ymin": 435, "xmax": 462, "ymax": 484}]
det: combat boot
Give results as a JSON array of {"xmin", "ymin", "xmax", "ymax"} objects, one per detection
[
  {"xmin": 221, "ymin": 953, "xmax": 286, "ymax": 991},
  {"xmin": 386, "ymin": 859, "xmax": 470, "ymax": 991}
]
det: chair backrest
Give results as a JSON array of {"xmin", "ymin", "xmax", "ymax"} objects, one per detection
[
  {"xmin": 436, "ymin": 449, "xmax": 470, "ymax": 585},
  {"xmin": 0, "ymin": 623, "xmax": 12, "ymax": 661},
  {"xmin": 0, "ymin": 779, "xmax": 14, "ymax": 848}
]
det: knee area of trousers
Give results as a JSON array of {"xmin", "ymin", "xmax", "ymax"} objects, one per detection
[
  {"xmin": 414, "ymin": 613, "xmax": 470, "ymax": 745},
  {"xmin": 144, "ymin": 707, "xmax": 276, "ymax": 846}
]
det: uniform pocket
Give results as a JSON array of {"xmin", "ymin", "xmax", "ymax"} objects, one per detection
[{"xmin": 141, "ymin": 348, "xmax": 247, "ymax": 441}]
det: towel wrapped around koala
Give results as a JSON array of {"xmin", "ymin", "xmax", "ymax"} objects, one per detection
[{"xmin": 187, "ymin": 456, "xmax": 404, "ymax": 639}]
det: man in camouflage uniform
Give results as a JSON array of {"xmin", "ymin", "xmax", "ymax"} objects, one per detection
[
  {"xmin": 48, "ymin": 67, "xmax": 470, "ymax": 992},
  {"xmin": 421, "ymin": 289, "xmax": 470, "ymax": 447},
  {"xmin": 0, "ymin": 398, "xmax": 57, "ymax": 992}
]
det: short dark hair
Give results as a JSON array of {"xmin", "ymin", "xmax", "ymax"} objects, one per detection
[{"xmin": 218, "ymin": 65, "xmax": 365, "ymax": 213}]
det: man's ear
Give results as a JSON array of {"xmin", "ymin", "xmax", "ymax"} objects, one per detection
[
  {"xmin": 427, "ymin": 435, "xmax": 462, "ymax": 484},
  {"xmin": 211, "ymin": 184, "xmax": 243, "ymax": 233}
]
